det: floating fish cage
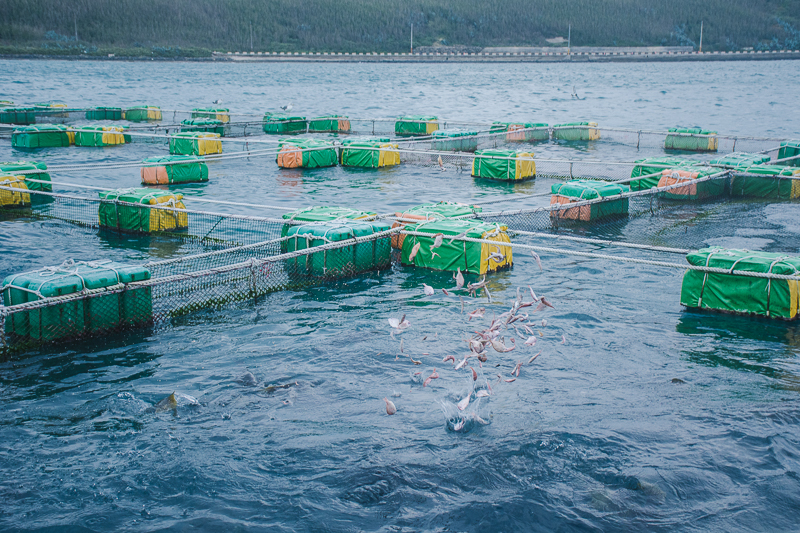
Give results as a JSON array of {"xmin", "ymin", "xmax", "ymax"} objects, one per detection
[
  {"xmin": 180, "ymin": 118, "xmax": 226, "ymax": 136},
  {"xmin": 2, "ymin": 260, "xmax": 153, "ymax": 342},
  {"xmin": 169, "ymin": 132, "xmax": 222, "ymax": 156},
  {"xmin": 391, "ymin": 201, "xmax": 482, "ymax": 249},
  {"xmin": 0, "ymin": 107, "xmax": 37, "ymax": 125},
  {"xmin": 34, "ymin": 102, "xmax": 69, "ymax": 118},
  {"xmin": 395, "ymin": 116, "xmax": 439, "ymax": 136},
  {"xmin": 0, "ymin": 175, "xmax": 31, "ymax": 208},
  {"xmin": 98, "ymin": 189, "xmax": 188, "ymax": 234},
  {"xmin": 141, "ymin": 155, "xmax": 209, "ymax": 185},
  {"xmin": 778, "ymin": 140, "xmax": 800, "ymax": 167},
  {"xmin": 277, "ymin": 139, "xmax": 338, "ymax": 169},
  {"xmin": 339, "ymin": 139, "xmax": 400, "ymax": 168},
  {"xmin": 125, "ymin": 106, "xmax": 162, "ymax": 122},
  {"xmin": 11, "ymin": 125, "xmax": 74, "ymax": 149},
  {"xmin": 550, "ymin": 180, "xmax": 629, "ymax": 222},
  {"xmin": 308, "ymin": 115, "xmax": 351, "ymax": 133},
  {"xmin": 552, "ymin": 122, "xmax": 600, "ymax": 142},
  {"xmin": 431, "ymin": 129, "xmax": 479, "ymax": 152},
  {"xmin": 681, "ymin": 248, "xmax": 800, "ymax": 320},
  {"xmin": 73, "ymin": 125, "xmax": 126, "ymax": 147},
  {"xmin": 284, "ymin": 221, "xmax": 392, "ymax": 278},
  {"xmin": 263, "ymin": 114, "xmax": 307, "ymax": 134},
  {"xmin": 664, "ymin": 128, "xmax": 718, "ymax": 152},
  {"xmin": 400, "ymin": 219, "xmax": 512, "ymax": 275},
  {"xmin": 0, "ymin": 161, "xmax": 51, "ymax": 192},
  {"xmin": 729, "ymin": 165, "xmax": 800, "ymax": 199},
  {"xmin": 85, "ymin": 107, "xmax": 124, "ymax": 121},
  {"xmin": 629, "ymin": 157, "xmax": 701, "ymax": 191},
  {"xmin": 490, "ymin": 122, "xmax": 550, "ymax": 142},
  {"xmin": 657, "ymin": 168, "xmax": 725, "ymax": 200},
  {"xmin": 472, "ymin": 149, "xmax": 535, "ymax": 181},
  {"xmin": 191, "ymin": 108, "xmax": 230, "ymax": 123}
]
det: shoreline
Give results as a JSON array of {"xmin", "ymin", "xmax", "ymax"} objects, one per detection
[{"xmin": 1, "ymin": 50, "xmax": 799, "ymax": 63}]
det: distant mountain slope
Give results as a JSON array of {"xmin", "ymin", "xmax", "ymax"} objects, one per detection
[{"xmin": 1, "ymin": 0, "xmax": 797, "ymax": 53}]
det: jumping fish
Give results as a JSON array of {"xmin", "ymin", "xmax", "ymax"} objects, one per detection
[
  {"xmin": 443, "ymin": 354, "xmax": 456, "ymax": 364},
  {"xmin": 487, "ymin": 251, "xmax": 505, "ymax": 264},
  {"xmin": 423, "ymin": 283, "xmax": 435, "ymax": 296},
  {"xmin": 541, "ymin": 319, "xmax": 548, "ymax": 327},
  {"xmin": 524, "ymin": 335, "xmax": 537, "ymax": 346},
  {"xmin": 423, "ymin": 368, "xmax": 440, "ymax": 387},
  {"xmin": 448, "ymin": 230, "xmax": 468, "ymax": 245},
  {"xmin": 453, "ymin": 268, "xmax": 465, "ymax": 290},
  {"xmin": 453, "ymin": 417, "xmax": 466, "ymax": 431},
  {"xmin": 512, "ymin": 361, "xmax": 522, "ymax": 377},
  {"xmin": 408, "ymin": 242, "xmax": 421, "ymax": 262},
  {"xmin": 540, "ymin": 296, "xmax": 555, "ymax": 309},
  {"xmin": 430, "ymin": 233, "xmax": 444, "ymax": 252},
  {"xmin": 469, "ymin": 366, "xmax": 478, "ymax": 381},
  {"xmin": 388, "ymin": 315, "xmax": 410, "ymax": 330},
  {"xmin": 561, "ymin": 334, "xmax": 567, "ymax": 345},
  {"xmin": 490, "ymin": 338, "xmax": 515, "ymax": 353},
  {"xmin": 528, "ymin": 351, "xmax": 541, "ymax": 364},
  {"xmin": 531, "ymin": 250, "xmax": 543, "ymax": 271},
  {"xmin": 476, "ymin": 390, "xmax": 490, "ymax": 398},
  {"xmin": 455, "ymin": 356, "xmax": 469, "ymax": 370},
  {"xmin": 384, "ymin": 397, "xmax": 397, "ymax": 415},
  {"xmin": 528, "ymin": 285, "xmax": 539, "ymax": 302},
  {"xmin": 468, "ymin": 308, "xmax": 485, "ymax": 321}
]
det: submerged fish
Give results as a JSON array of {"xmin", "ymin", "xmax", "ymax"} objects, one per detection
[
  {"xmin": 152, "ymin": 392, "xmax": 199, "ymax": 413},
  {"xmin": 236, "ymin": 370, "xmax": 258, "ymax": 387}
]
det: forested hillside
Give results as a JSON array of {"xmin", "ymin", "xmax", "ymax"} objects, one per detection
[{"xmin": 1, "ymin": 0, "xmax": 798, "ymax": 56}]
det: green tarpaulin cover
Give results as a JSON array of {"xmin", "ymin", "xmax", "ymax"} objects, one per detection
[
  {"xmin": 730, "ymin": 165, "xmax": 800, "ymax": 199},
  {"xmin": 400, "ymin": 218, "xmax": 512, "ymax": 275},
  {"xmin": 472, "ymin": 149, "xmax": 535, "ymax": 181},
  {"xmin": 490, "ymin": 122, "xmax": 550, "ymax": 141},
  {"xmin": 11, "ymin": 125, "xmax": 72, "ymax": 149},
  {"xmin": 630, "ymin": 157, "xmax": 701, "ymax": 191},
  {"xmin": 395, "ymin": 116, "xmax": 439, "ymax": 136},
  {"xmin": 431, "ymin": 129, "xmax": 479, "ymax": 152},
  {"xmin": 709, "ymin": 152, "xmax": 771, "ymax": 168},
  {"xmin": 181, "ymin": 118, "xmax": 225, "ymax": 135},
  {"xmin": 168, "ymin": 132, "xmax": 221, "ymax": 156},
  {"xmin": 0, "ymin": 161, "xmax": 51, "ymax": 192},
  {"xmin": 277, "ymin": 139, "xmax": 338, "ymax": 169},
  {"xmin": 680, "ymin": 248, "xmax": 800, "ymax": 319},
  {"xmin": 98, "ymin": 188, "xmax": 187, "ymax": 233},
  {"xmin": 3, "ymin": 260, "xmax": 152, "ymax": 341},
  {"xmin": 308, "ymin": 116, "xmax": 350, "ymax": 133},
  {"xmin": 263, "ymin": 115, "xmax": 307, "ymax": 134},
  {"xmin": 551, "ymin": 180, "xmax": 629, "ymax": 222},
  {"xmin": 665, "ymin": 127, "xmax": 718, "ymax": 152},
  {"xmin": 284, "ymin": 221, "xmax": 391, "ymax": 278},
  {"xmin": 125, "ymin": 106, "xmax": 161, "ymax": 122},
  {"xmin": 657, "ymin": 167, "xmax": 725, "ymax": 200},
  {"xmin": 339, "ymin": 140, "xmax": 399, "ymax": 168},
  {"xmin": 778, "ymin": 140, "xmax": 800, "ymax": 167},
  {"xmin": 73, "ymin": 126, "xmax": 126, "ymax": 147},
  {"xmin": 86, "ymin": 107, "xmax": 124, "ymax": 120},
  {"xmin": 552, "ymin": 122, "xmax": 599, "ymax": 141},
  {"xmin": 141, "ymin": 155, "xmax": 208, "ymax": 184},
  {"xmin": 0, "ymin": 108, "xmax": 37, "ymax": 125}
]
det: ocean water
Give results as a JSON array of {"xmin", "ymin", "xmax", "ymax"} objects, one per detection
[{"xmin": 0, "ymin": 58, "xmax": 799, "ymax": 532}]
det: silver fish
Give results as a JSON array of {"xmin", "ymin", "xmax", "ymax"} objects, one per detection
[
  {"xmin": 384, "ymin": 397, "xmax": 397, "ymax": 415},
  {"xmin": 448, "ymin": 230, "xmax": 468, "ymax": 245},
  {"xmin": 531, "ymin": 250, "xmax": 543, "ymax": 271},
  {"xmin": 423, "ymin": 283, "xmax": 434, "ymax": 296},
  {"xmin": 408, "ymin": 242, "xmax": 421, "ymax": 262},
  {"xmin": 468, "ymin": 308, "xmax": 485, "ymax": 321},
  {"xmin": 454, "ymin": 268, "xmax": 464, "ymax": 290},
  {"xmin": 476, "ymin": 389, "xmax": 490, "ymax": 398},
  {"xmin": 524, "ymin": 335, "xmax": 537, "ymax": 346}
]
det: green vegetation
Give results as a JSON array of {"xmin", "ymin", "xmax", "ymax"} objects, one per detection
[{"xmin": 0, "ymin": 0, "xmax": 798, "ymax": 55}]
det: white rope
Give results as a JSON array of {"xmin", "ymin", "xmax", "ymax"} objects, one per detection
[{"xmin": 399, "ymin": 230, "xmax": 800, "ymax": 281}]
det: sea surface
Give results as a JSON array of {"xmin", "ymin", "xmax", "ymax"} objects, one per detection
[{"xmin": 1, "ymin": 59, "xmax": 799, "ymax": 532}]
